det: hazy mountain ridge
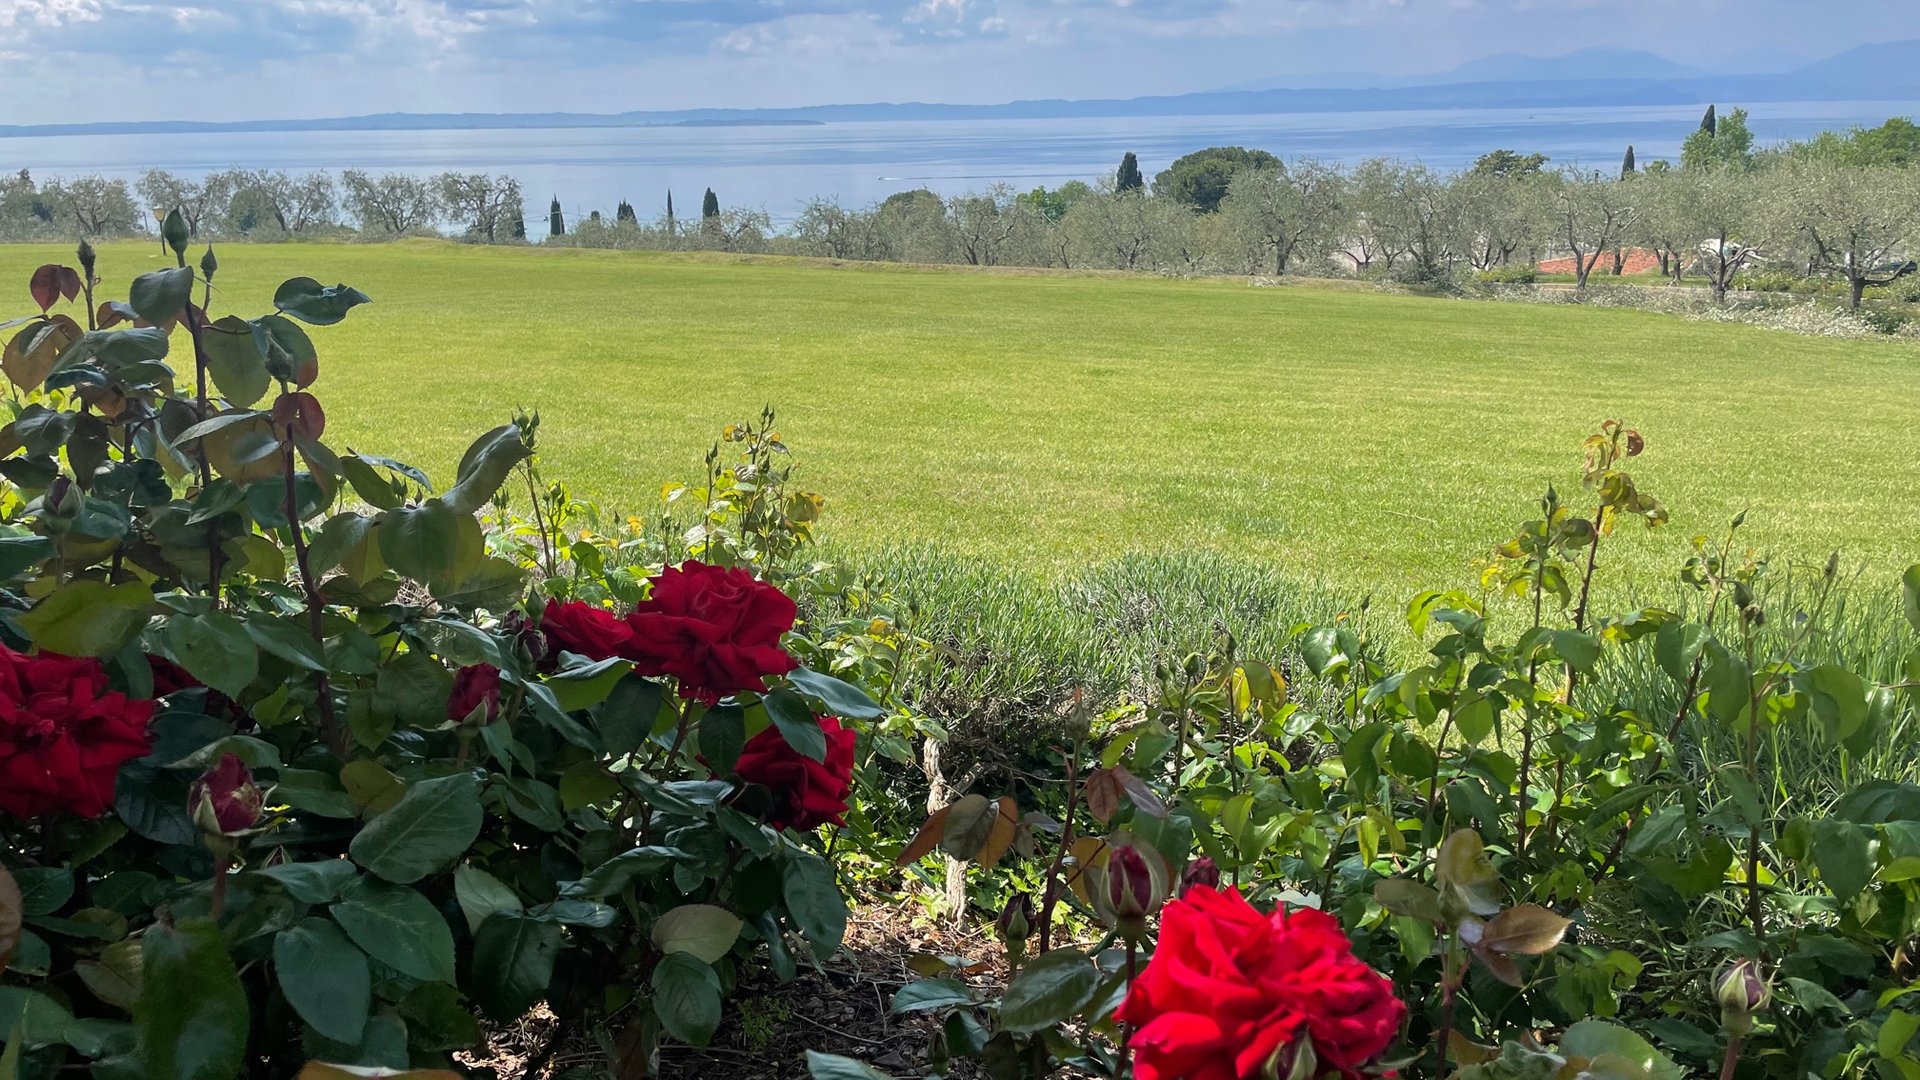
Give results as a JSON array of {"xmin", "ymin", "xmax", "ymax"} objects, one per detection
[{"xmin": 3, "ymin": 40, "xmax": 1916, "ymax": 139}]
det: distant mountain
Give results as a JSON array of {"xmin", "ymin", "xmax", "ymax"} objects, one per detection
[
  {"xmin": 1423, "ymin": 47, "xmax": 1708, "ymax": 85},
  {"xmin": 3, "ymin": 40, "xmax": 1917, "ymax": 140}
]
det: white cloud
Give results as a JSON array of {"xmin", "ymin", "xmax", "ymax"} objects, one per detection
[{"xmin": 0, "ymin": 0, "xmax": 105, "ymax": 28}]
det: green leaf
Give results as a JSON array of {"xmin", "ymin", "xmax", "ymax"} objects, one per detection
[
  {"xmin": 1558, "ymin": 1020, "xmax": 1684, "ymax": 1080},
  {"xmin": 1813, "ymin": 818, "xmax": 1873, "ymax": 900},
  {"xmin": 998, "ymin": 948, "xmax": 1099, "ymax": 1034},
  {"xmin": 786, "ymin": 667, "xmax": 885, "ymax": 720},
  {"xmin": 891, "ymin": 978, "xmax": 972, "ymax": 1014},
  {"xmin": 0, "ymin": 536, "xmax": 53, "ymax": 582},
  {"xmin": 12, "ymin": 580, "xmax": 152, "ymax": 658},
  {"xmin": 1551, "ymin": 629, "xmax": 1603, "ymax": 674},
  {"xmin": 128, "ymin": 267, "xmax": 194, "ymax": 324},
  {"xmin": 136, "ymin": 918, "xmax": 247, "ymax": 1080},
  {"xmin": 244, "ymin": 613, "xmax": 329, "ymax": 672},
  {"xmin": 379, "ymin": 501, "xmax": 483, "ymax": 589},
  {"xmin": 545, "ymin": 656, "xmax": 634, "ymax": 712},
  {"xmin": 470, "ymin": 913, "xmax": 562, "ymax": 1022},
  {"xmin": 273, "ymin": 277, "xmax": 370, "ymax": 326},
  {"xmin": 453, "ymin": 864, "xmax": 524, "ymax": 935},
  {"xmin": 806, "ymin": 1051, "xmax": 897, "ymax": 1080},
  {"xmin": 273, "ymin": 918, "xmax": 371, "ymax": 1045},
  {"xmin": 199, "ymin": 316, "xmax": 270, "ymax": 407},
  {"xmin": 443, "ymin": 424, "xmax": 531, "ymax": 516},
  {"xmin": 562, "ymin": 847, "xmax": 689, "ymax": 900},
  {"xmin": 12, "ymin": 869, "xmax": 71, "ymax": 919},
  {"xmin": 764, "ymin": 689, "xmax": 828, "ymax": 763},
  {"xmin": 782, "ymin": 852, "xmax": 847, "ymax": 953},
  {"xmin": 329, "ymin": 878, "xmax": 456, "ymax": 984},
  {"xmin": 164, "ymin": 611, "xmax": 258, "ymax": 697},
  {"xmin": 1904, "ymin": 564, "xmax": 1920, "ymax": 635},
  {"xmin": 1787, "ymin": 976, "xmax": 1850, "ymax": 1016},
  {"xmin": 350, "ymin": 772, "xmax": 485, "ymax": 884},
  {"xmin": 1654, "ymin": 622, "xmax": 1706, "ymax": 684},
  {"xmin": 0, "ymin": 987, "xmax": 72, "ymax": 1049},
  {"xmin": 650, "ymin": 952, "xmax": 722, "ymax": 1047},
  {"xmin": 255, "ymin": 859, "xmax": 358, "ymax": 904},
  {"xmin": 652, "ymin": 904, "xmax": 744, "ymax": 965},
  {"xmin": 697, "ymin": 705, "xmax": 745, "ymax": 777}
]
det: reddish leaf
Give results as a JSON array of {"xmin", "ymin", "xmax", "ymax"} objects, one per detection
[
  {"xmin": 29, "ymin": 264, "xmax": 80, "ymax": 313},
  {"xmin": 895, "ymin": 806, "xmax": 950, "ymax": 867},
  {"xmin": 273, "ymin": 391, "xmax": 326, "ymax": 441},
  {"xmin": 1110, "ymin": 765, "xmax": 1167, "ymax": 819},
  {"xmin": 1084, "ymin": 767, "xmax": 1121, "ymax": 824},
  {"xmin": 97, "ymin": 301, "xmax": 137, "ymax": 328},
  {"xmin": 971, "ymin": 796, "xmax": 1020, "ymax": 867}
]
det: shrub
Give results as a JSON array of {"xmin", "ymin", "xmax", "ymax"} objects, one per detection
[
  {"xmin": 0, "ymin": 234, "xmax": 897, "ymax": 1077},
  {"xmin": 1475, "ymin": 264, "xmax": 1539, "ymax": 285}
]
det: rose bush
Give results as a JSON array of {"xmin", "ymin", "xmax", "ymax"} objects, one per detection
[{"xmin": 734, "ymin": 713, "xmax": 857, "ymax": 830}]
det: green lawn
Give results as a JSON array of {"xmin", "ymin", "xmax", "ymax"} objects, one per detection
[{"xmin": 5, "ymin": 240, "xmax": 1918, "ymax": 605}]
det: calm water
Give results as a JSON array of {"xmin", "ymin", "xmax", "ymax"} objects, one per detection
[{"xmin": 3, "ymin": 100, "xmax": 1914, "ymax": 226}]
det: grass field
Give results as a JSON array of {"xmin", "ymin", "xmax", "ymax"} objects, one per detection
[{"xmin": 4, "ymin": 241, "xmax": 1918, "ymax": 617}]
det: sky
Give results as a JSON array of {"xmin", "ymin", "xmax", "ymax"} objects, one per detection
[{"xmin": 2, "ymin": 0, "xmax": 1919, "ymax": 124}]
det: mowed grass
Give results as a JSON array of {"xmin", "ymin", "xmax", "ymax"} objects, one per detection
[{"xmin": 4, "ymin": 240, "xmax": 1918, "ymax": 608}]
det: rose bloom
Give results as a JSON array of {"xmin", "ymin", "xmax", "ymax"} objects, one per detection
[
  {"xmin": 732, "ymin": 714, "xmax": 855, "ymax": 830},
  {"xmin": 147, "ymin": 655, "xmax": 201, "ymax": 699},
  {"xmin": 448, "ymin": 663, "xmax": 502, "ymax": 724},
  {"xmin": 0, "ymin": 646, "xmax": 155, "ymax": 820},
  {"xmin": 623, "ymin": 561, "xmax": 797, "ymax": 705},
  {"xmin": 540, "ymin": 600, "xmax": 634, "ymax": 663},
  {"xmin": 1115, "ymin": 885, "xmax": 1404, "ymax": 1080}
]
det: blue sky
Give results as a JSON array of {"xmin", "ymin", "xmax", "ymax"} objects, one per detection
[{"xmin": 2, "ymin": 0, "xmax": 1918, "ymax": 123}]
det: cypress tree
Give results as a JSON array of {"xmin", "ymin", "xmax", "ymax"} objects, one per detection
[
  {"xmin": 1701, "ymin": 105, "xmax": 1717, "ymax": 136},
  {"xmin": 666, "ymin": 190, "xmax": 675, "ymax": 236},
  {"xmin": 616, "ymin": 199, "xmax": 636, "ymax": 224},
  {"xmin": 702, "ymin": 188, "xmax": 720, "ymax": 220},
  {"xmin": 1620, "ymin": 145, "xmax": 1636, "ymax": 179},
  {"xmin": 1116, "ymin": 152, "xmax": 1144, "ymax": 194},
  {"xmin": 548, "ymin": 197, "xmax": 564, "ymax": 237},
  {"xmin": 510, "ymin": 207, "xmax": 525, "ymax": 240}
]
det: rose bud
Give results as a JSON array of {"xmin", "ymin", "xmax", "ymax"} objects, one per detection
[
  {"xmin": 1715, "ymin": 958, "xmax": 1769, "ymax": 1036},
  {"xmin": 1107, "ymin": 843, "xmax": 1165, "ymax": 940},
  {"xmin": 190, "ymin": 754, "xmax": 263, "ymax": 838},
  {"xmin": 996, "ymin": 893, "xmax": 1035, "ymax": 946},
  {"xmin": 448, "ymin": 664, "xmax": 503, "ymax": 725},
  {"xmin": 1180, "ymin": 856, "xmax": 1221, "ymax": 897}
]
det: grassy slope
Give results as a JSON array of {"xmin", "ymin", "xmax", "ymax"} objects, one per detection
[{"xmin": 5, "ymin": 241, "xmax": 1918, "ymax": 609}]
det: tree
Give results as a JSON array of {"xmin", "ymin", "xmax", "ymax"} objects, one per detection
[
  {"xmin": 1682, "ymin": 107, "xmax": 1755, "ymax": 171},
  {"xmin": 1153, "ymin": 147, "xmax": 1280, "ymax": 213},
  {"xmin": 1621, "ymin": 145, "xmax": 1637, "ymax": 179},
  {"xmin": 1772, "ymin": 161, "xmax": 1920, "ymax": 309},
  {"xmin": 1546, "ymin": 169, "xmax": 1638, "ymax": 290},
  {"xmin": 435, "ymin": 174, "xmax": 524, "ymax": 243},
  {"xmin": 702, "ymin": 188, "xmax": 720, "ymax": 223},
  {"xmin": 1645, "ymin": 169, "xmax": 1767, "ymax": 302},
  {"xmin": 666, "ymin": 190, "xmax": 676, "ymax": 236},
  {"xmin": 137, "ymin": 169, "xmax": 228, "ymax": 238},
  {"xmin": 1218, "ymin": 161, "xmax": 1347, "ymax": 275},
  {"xmin": 45, "ymin": 175, "xmax": 141, "ymax": 237},
  {"xmin": 947, "ymin": 186, "xmax": 1034, "ymax": 267},
  {"xmin": 1116, "ymin": 152, "xmax": 1145, "ymax": 194},
  {"xmin": 340, "ymin": 170, "xmax": 439, "ymax": 234},
  {"xmin": 1453, "ymin": 168, "xmax": 1548, "ymax": 270},
  {"xmin": 1470, "ymin": 149, "xmax": 1550, "ymax": 178},
  {"xmin": 1017, "ymin": 181, "xmax": 1093, "ymax": 223},
  {"xmin": 549, "ymin": 196, "xmax": 565, "ymax": 238},
  {"xmin": 616, "ymin": 199, "xmax": 637, "ymax": 225}
]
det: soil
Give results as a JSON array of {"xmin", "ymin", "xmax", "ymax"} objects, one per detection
[{"xmin": 472, "ymin": 897, "xmax": 1005, "ymax": 1080}]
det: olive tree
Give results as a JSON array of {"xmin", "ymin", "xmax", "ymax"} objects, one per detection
[
  {"xmin": 1651, "ymin": 168, "xmax": 1769, "ymax": 302},
  {"xmin": 136, "ymin": 168, "xmax": 228, "ymax": 238},
  {"xmin": 1453, "ymin": 168, "xmax": 1547, "ymax": 270},
  {"xmin": 1770, "ymin": 161, "xmax": 1920, "ymax": 309},
  {"xmin": 434, "ymin": 173, "xmax": 525, "ymax": 243},
  {"xmin": 340, "ymin": 170, "xmax": 441, "ymax": 234},
  {"xmin": 1545, "ymin": 169, "xmax": 1638, "ymax": 290},
  {"xmin": 1218, "ymin": 161, "xmax": 1348, "ymax": 275}
]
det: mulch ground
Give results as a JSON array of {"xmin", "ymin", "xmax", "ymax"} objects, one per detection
[{"xmin": 472, "ymin": 897, "xmax": 1006, "ymax": 1079}]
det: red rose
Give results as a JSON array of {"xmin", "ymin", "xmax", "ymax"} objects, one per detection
[
  {"xmin": 448, "ymin": 664, "xmax": 502, "ymax": 724},
  {"xmin": 0, "ymin": 646, "xmax": 154, "ymax": 820},
  {"xmin": 540, "ymin": 600, "xmax": 634, "ymax": 663},
  {"xmin": 623, "ymin": 561, "xmax": 797, "ymax": 705},
  {"xmin": 1115, "ymin": 886, "xmax": 1404, "ymax": 1080},
  {"xmin": 732, "ymin": 714, "xmax": 855, "ymax": 831},
  {"xmin": 189, "ymin": 753, "xmax": 264, "ymax": 835}
]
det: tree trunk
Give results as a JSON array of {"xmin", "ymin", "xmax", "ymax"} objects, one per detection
[
  {"xmin": 922, "ymin": 739, "xmax": 968, "ymax": 924},
  {"xmin": 1851, "ymin": 277, "xmax": 1867, "ymax": 310}
]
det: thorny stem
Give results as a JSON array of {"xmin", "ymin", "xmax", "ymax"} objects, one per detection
[
  {"xmin": 180, "ymin": 302, "xmax": 224, "ymax": 601},
  {"xmin": 210, "ymin": 854, "xmax": 231, "ymax": 922},
  {"xmin": 1119, "ymin": 938, "xmax": 1139, "ymax": 1079},
  {"xmin": 522, "ymin": 462, "xmax": 557, "ymax": 581},
  {"xmin": 284, "ymin": 435, "xmax": 345, "ymax": 759},
  {"xmin": 1719, "ymin": 1037, "xmax": 1742, "ymax": 1080},
  {"xmin": 1431, "ymin": 949, "xmax": 1461, "ymax": 1076},
  {"xmin": 1515, "ymin": 573, "xmax": 1546, "ymax": 860}
]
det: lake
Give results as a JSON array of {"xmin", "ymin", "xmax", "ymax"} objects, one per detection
[{"xmin": 3, "ymin": 100, "xmax": 1915, "ymax": 226}]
